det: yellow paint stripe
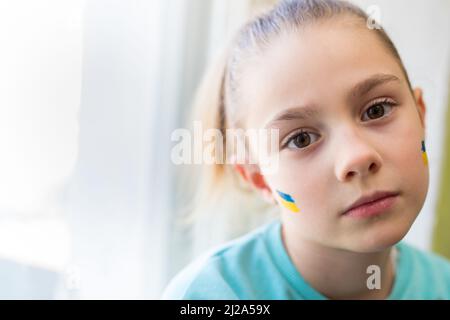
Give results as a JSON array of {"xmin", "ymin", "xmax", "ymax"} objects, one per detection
[
  {"xmin": 422, "ymin": 152, "xmax": 428, "ymax": 166},
  {"xmin": 280, "ymin": 198, "xmax": 300, "ymax": 213}
]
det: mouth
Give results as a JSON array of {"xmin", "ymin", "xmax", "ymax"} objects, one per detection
[{"xmin": 342, "ymin": 191, "xmax": 400, "ymax": 218}]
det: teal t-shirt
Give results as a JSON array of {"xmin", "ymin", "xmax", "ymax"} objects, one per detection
[{"xmin": 162, "ymin": 218, "xmax": 450, "ymax": 299}]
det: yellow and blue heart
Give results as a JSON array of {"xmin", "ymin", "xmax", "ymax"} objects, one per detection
[
  {"xmin": 421, "ymin": 140, "xmax": 428, "ymax": 166},
  {"xmin": 276, "ymin": 190, "xmax": 300, "ymax": 213}
]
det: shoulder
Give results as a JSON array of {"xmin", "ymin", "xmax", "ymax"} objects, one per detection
[
  {"xmin": 399, "ymin": 241, "xmax": 450, "ymax": 274},
  {"xmin": 397, "ymin": 241, "xmax": 450, "ymax": 298},
  {"xmin": 161, "ymin": 220, "xmax": 279, "ymax": 300}
]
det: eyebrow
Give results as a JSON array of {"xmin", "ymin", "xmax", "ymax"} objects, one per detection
[
  {"xmin": 351, "ymin": 73, "xmax": 400, "ymax": 98},
  {"xmin": 264, "ymin": 73, "xmax": 401, "ymax": 128},
  {"xmin": 265, "ymin": 106, "xmax": 319, "ymax": 128}
]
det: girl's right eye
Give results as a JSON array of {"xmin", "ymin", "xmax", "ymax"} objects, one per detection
[{"xmin": 283, "ymin": 130, "xmax": 320, "ymax": 150}]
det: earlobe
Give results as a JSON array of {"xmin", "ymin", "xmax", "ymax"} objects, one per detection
[
  {"xmin": 233, "ymin": 164, "xmax": 276, "ymax": 203},
  {"xmin": 234, "ymin": 165, "xmax": 270, "ymax": 190},
  {"xmin": 250, "ymin": 172, "xmax": 277, "ymax": 203},
  {"xmin": 250, "ymin": 172, "xmax": 268, "ymax": 189}
]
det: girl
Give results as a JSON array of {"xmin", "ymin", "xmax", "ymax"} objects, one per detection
[{"xmin": 163, "ymin": 0, "xmax": 450, "ymax": 299}]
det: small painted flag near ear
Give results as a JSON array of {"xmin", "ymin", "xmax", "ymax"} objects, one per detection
[
  {"xmin": 421, "ymin": 140, "xmax": 428, "ymax": 166},
  {"xmin": 276, "ymin": 190, "xmax": 300, "ymax": 213}
]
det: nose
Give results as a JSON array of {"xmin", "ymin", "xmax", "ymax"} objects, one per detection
[{"xmin": 334, "ymin": 129, "xmax": 382, "ymax": 182}]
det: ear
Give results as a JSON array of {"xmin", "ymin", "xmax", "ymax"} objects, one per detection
[
  {"xmin": 233, "ymin": 163, "xmax": 276, "ymax": 204},
  {"xmin": 413, "ymin": 87, "xmax": 426, "ymax": 131}
]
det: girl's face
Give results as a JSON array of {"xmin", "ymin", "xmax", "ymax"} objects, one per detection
[{"xmin": 239, "ymin": 18, "xmax": 429, "ymax": 253}]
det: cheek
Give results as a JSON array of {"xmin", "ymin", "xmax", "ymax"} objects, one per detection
[
  {"xmin": 394, "ymin": 107, "xmax": 427, "ymax": 167},
  {"xmin": 268, "ymin": 158, "xmax": 328, "ymax": 215},
  {"xmin": 389, "ymin": 109, "xmax": 429, "ymax": 202},
  {"xmin": 271, "ymin": 163, "xmax": 338, "ymax": 241}
]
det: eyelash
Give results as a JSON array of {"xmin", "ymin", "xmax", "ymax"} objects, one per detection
[
  {"xmin": 282, "ymin": 129, "xmax": 314, "ymax": 150},
  {"xmin": 363, "ymin": 98, "xmax": 397, "ymax": 121},
  {"xmin": 282, "ymin": 98, "xmax": 398, "ymax": 150}
]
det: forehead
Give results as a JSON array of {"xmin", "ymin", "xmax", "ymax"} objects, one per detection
[{"xmin": 238, "ymin": 19, "xmax": 407, "ymax": 129}]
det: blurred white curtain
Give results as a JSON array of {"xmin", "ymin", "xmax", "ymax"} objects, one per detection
[
  {"xmin": 0, "ymin": 0, "xmax": 85, "ymax": 298},
  {"xmin": 61, "ymin": 0, "xmax": 175, "ymax": 299},
  {"xmin": 61, "ymin": 0, "xmax": 232, "ymax": 299}
]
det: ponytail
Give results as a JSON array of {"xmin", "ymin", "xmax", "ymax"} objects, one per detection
[{"xmin": 174, "ymin": 43, "xmax": 277, "ymax": 260}]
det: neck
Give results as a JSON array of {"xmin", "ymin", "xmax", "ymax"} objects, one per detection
[{"xmin": 281, "ymin": 224, "xmax": 396, "ymax": 300}]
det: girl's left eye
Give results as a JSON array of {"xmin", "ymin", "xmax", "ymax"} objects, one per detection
[{"xmin": 361, "ymin": 98, "xmax": 397, "ymax": 121}]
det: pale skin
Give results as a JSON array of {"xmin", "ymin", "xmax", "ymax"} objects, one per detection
[{"xmin": 233, "ymin": 17, "xmax": 429, "ymax": 299}]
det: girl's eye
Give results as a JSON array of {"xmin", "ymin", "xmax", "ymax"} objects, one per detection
[
  {"xmin": 284, "ymin": 130, "xmax": 319, "ymax": 150},
  {"xmin": 361, "ymin": 99, "xmax": 396, "ymax": 121}
]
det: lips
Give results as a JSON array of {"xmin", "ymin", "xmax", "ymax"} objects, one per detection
[{"xmin": 342, "ymin": 191, "xmax": 400, "ymax": 215}]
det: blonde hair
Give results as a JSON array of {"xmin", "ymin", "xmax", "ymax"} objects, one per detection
[{"xmin": 177, "ymin": 0, "xmax": 412, "ymax": 229}]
